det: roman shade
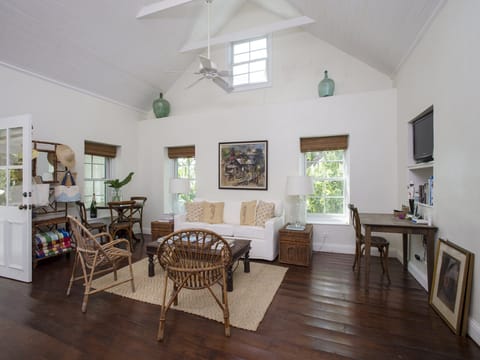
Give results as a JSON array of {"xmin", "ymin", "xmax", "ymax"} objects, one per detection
[
  {"xmin": 167, "ymin": 146, "xmax": 195, "ymax": 158},
  {"xmin": 84, "ymin": 141, "xmax": 117, "ymax": 158},
  {"xmin": 300, "ymin": 135, "xmax": 349, "ymax": 152}
]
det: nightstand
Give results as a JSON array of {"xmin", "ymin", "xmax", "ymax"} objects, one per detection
[
  {"xmin": 151, "ymin": 218, "xmax": 174, "ymax": 241},
  {"xmin": 279, "ymin": 224, "xmax": 313, "ymax": 266}
]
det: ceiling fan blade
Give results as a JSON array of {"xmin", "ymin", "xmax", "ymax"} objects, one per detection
[
  {"xmin": 199, "ymin": 55, "xmax": 215, "ymax": 71},
  {"xmin": 186, "ymin": 76, "xmax": 205, "ymax": 89},
  {"xmin": 136, "ymin": 0, "xmax": 194, "ymax": 19},
  {"xmin": 212, "ymin": 76, "xmax": 233, "ymax": 93},
  {"xmin": 217, "ymin": 70, "xmax": 231, "ymax": 77}
]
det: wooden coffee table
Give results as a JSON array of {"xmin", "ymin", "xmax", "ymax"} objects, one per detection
[{"xmin": 146, "ymin": 238, "xmax": 251, "ymax": 292}]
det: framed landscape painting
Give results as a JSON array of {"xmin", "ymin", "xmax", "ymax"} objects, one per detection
[
  {"xmin": 429, "ymin": 238, "xmax": 473, "ymax": 336},
  {"xmin": 219, "ymin": 140, "xmax": 268, "ymax": 190}
]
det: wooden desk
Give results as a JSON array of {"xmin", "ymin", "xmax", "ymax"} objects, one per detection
[{"xmin": 359, "ymin": 213, "xmax": 438, "ymax": 293}]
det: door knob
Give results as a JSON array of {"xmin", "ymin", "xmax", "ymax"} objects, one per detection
[{"xmin": 18, "ymin": 204, "xmax": 27, "ymax": 210}]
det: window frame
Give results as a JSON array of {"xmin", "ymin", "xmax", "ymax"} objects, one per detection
[
  {"xmin": 83, "ymin": 154, "xmax": 112, "ymax": 207},
  {"xmin": 228, "ymin": 34, "xmax": 272, "ymax": 92},
  {"xmin": 303, "ymin": 149, "xmax": 350, "ymax": 225}
]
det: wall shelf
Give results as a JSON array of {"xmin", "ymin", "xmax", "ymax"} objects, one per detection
[{"xmin": 408, "ymin": 161, "xmax": 434, "ymax": 170}]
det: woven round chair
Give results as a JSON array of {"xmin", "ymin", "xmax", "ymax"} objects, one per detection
[
  {"xmin": 66, "ymin": 215, "xmax": 135, "ymax": 313},
  {"xmin": 156, "ymin": 229, "xmax": 233, "ymax": 341}
]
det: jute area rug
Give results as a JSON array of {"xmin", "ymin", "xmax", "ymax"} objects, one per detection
[{"xmin": 92, "ymin": 258, "xmax": 287, "ymax": 331}]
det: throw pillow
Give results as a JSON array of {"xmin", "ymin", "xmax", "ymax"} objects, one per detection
[
  {"xmin": 202, "ymin": 202, "xmax": 225, "ymax": 224},
  {"xmin": 240, "ymin": 200, "xmax": 257, "ymax": 225},
  {"xmin": 186, "ymin": 201, "xmax": 205, "ymax": 222},
  {"xmin": 255, "ymin": 200, "xmax": 275, "ymax": 227}
]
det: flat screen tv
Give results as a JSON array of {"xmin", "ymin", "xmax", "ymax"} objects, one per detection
[{"xmin": 413, "ymin": 109, "xmax": 434, "ymax": 163}]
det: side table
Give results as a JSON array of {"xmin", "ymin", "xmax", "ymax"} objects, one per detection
[
  {"xmin": 279, "ymin": 224, "xmax": 313, "ymax": 266},
  {"xmin": 151, "ymin": 219, "xmax": 174, "ymax": 241}
]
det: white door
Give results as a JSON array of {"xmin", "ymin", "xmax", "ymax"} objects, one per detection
[{"xmin": 0, "ymin": 114, "xmax": 32, "ymax": 282}]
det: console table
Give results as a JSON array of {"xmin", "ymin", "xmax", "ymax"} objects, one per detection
[{"xmin": 359, "ymin": 213, "xmax": 438, "ymax": 293}]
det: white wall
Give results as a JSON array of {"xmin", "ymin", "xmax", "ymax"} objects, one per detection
[
  {"xmin": 395, "ymin": 1, "xmax": 480, "ymax": 343},
  {"xmin": 139, "ymin": 88, "xmax": 397, "ymax": 254},
  {"xmin": 0, "ymin": 64, "xmax": 144, "ymax": 200},
  {"xmin": 151, "ymin": 2, "xmax": 392, "ymax": 118}
]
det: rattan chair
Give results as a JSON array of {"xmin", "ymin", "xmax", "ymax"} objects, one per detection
[
  {"xmin": 130, "ymin": 196, "xmax": 147, "ymax": 242},
  {"xmin": 66, "ymin": 215, "xmax": 135, "ymax": 313},
  {"xmin": 348, "ymin": 204, "xmax": 391, "ymax": 283},
  {"xmin": 156, "ymin": 229, "xmax": 233, "ymax": 341}
]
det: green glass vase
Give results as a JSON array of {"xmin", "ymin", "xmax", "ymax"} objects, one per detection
[
  {"xmin": 318, "ymin": 70, "xmax": 335, "ymax": 97},
  {"xmin": 153, "ymin": 93, "xmax": 170, "ymax": 118}
]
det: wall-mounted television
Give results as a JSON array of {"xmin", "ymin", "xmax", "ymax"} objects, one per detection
[{"xmin": 412, "ymin": 107, "xmax": 434, "ymax": 163}]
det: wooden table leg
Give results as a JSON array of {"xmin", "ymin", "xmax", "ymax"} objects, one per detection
[
  {"xmin": 403, "ymin": 233, "xmax": 409, "ymax": 271},
  {"xmin": 243, "ymin": 250, "xmax": 250, "ymax": 273},
  {"xmin": 148, "ymin": 253, "xmax": 155, "ymax": 277},
  {"xmin": 426, "ymin": 230, "xmax": 435, "ymax": 293},
  {"xmin": 364, "ymin": 225, "xmax": 371, "ymax": 292},
  {"xmin": 227, "ymin": 265, "xmax": 233, "ymax": 292}
]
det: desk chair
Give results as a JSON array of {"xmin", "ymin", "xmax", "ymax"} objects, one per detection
[
  {"xmin": 348, "ymin": 204, "xmax": 390, "ymax": 283},
  {"xmin": 66, "ymin": 216, "xmax": 135, "ymax": 313},
  {"xmin": 156, "ymin": 229, "xmax": 232, "ymax": 341},
  {"xmin": 108, "ymin": 200, "xmax": 135, "ymax": 251},
  {"xmin": 76, "ymin": 201, "xmax": 107, "ymax": 237},
  {"xmin": 130, "ymin": 196, "xmax": 147, "ymax": 242}
]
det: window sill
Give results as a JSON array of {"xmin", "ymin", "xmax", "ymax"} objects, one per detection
[{"xmin": 307, "ymin": 217, "xmax": 348, "ymax": 226}]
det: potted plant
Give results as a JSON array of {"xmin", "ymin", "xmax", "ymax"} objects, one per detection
[{"xmin": 105, "ymin": 172, "xmax": 134, "ymax": 201}]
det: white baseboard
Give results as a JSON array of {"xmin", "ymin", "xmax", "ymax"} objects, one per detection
[
  {"xmin": 468, "ymin": 318, "xmax": 480, "ymax": 346},
  {"xmin": 407, "ymin": 262, "xmax": 428, "ymax": 291}
]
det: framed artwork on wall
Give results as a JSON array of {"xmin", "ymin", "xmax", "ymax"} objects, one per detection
[
  {"xmin": 218, "ymin": 140, "xmax": 268, "ymax": 190},
  {"xmin": 429, "ymin": 238, "xmax": 474, "ymax": 336}
]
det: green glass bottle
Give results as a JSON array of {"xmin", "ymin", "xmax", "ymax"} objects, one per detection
[
  {"xmin": 152, "ymin": 93, "xmax": 170, "ymax": 118},
  {"xmin": 90, "ymin": 193, "xmax": 97, "ymax": 219},
  {"xmin": 318, "ymin": 70, "xmax": 335, "ymax": 97}
]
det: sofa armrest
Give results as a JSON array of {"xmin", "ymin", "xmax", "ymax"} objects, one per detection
[
  {"xmin": 263, "ymin": 215, "xmax": 285, "ymax": 258},
  {"xmin": 174, "ymin": 213, "xmax": 186, "ymax": 231}
]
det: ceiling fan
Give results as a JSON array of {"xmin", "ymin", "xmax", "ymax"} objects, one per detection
[{"xmin": 138, "ymin": 0, "xmax": 233, "ymax": 93}]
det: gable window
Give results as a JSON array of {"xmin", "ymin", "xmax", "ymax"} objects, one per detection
[
  {"xmin": 230, "ymin": 35, "xmax": 271, "ymax": 90},
  {"xmin": 84, "ymin": 141, "xmax": 116, "ymax": 206},
  {"xmin": 301, "ymin": 135, "xmax": 349, "ymax": 224},
  {"xmin": 167, "ymin": 146, "xmax": 196, "ymax": 208}
]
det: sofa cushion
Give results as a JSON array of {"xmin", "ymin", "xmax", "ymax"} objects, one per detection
[
  {"xmin": 233, "ymin": 224, "xmax": 265, "ymax": 240},
  {"xmin": 223, "ymin": 201, "xmax": 241, "ymax": 225},
  {"xmin": 185, "ymin": 201, "xmax": 205, "ymax": 222},
  {"xmin": 202, "ymin": 202, "xmax": 224, "ymax": 224},
  {"xmin": 255, "ymin": 200, "xmax": 275, "ymax": 227},
  {"xmin": 240, "ymin": 200, "xmax": 257, "ymax": 225}
]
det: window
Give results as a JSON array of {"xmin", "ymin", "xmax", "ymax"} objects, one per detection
[
  {"xmin": 84, "ymin": 141, "xmax": 116, "ymax": 206},
  {"xmin": 167, "ymin": 146, "xmax": 196, "ymax": 209},
  {"xmin": 230, "ymin": 35, "xmax": 271, "ymax": 90},
  {"xmin": 301, "ymin": 135, "xmax": 349, "ymax": 223}
]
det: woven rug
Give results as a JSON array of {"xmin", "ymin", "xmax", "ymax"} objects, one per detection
[{"xmin": 92, "ymin": 258, "xmax": 287, "ymax": 331}]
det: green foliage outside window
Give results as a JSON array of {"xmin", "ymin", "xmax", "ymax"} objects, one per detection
[
  {"xmin": 305, "ymin": 150, "xmax": 346, "ymax": 215},
  {"xmin": 176, "ymin": 157, "xmax": 196, "ymax": 202}
]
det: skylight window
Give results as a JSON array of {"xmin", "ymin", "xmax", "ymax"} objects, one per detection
[{"xmin": 230, "ymin": 35, "xmax": 271, "ymax": 90}]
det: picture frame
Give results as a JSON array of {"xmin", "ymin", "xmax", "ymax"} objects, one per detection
[
  {"xmin": 218, "ymin": 140, "xmax": 268, "ymax": 190},
  {"xmin": 429, "ymin": 238, "xmax": 474, "ymax": 336}
]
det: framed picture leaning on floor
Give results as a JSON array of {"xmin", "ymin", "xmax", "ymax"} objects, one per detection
[{"xmin": 429, "ymin": 238, "xmax": 474, "ymax": 336}]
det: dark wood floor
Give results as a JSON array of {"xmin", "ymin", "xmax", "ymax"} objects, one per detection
[{"xmin": 1, "ymin": 235, "xmax": 479, "ymax": 360}]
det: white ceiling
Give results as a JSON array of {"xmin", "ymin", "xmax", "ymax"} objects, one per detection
[{"xmin": 0, "ymin": 0, "xmax": 445, "ymax": 112}]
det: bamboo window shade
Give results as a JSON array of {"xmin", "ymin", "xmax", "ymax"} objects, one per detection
[
  {"xmin": 167, "ymin": 146, "xmax": 195, "ymax": 159},
  {"xmin": 84, "ymin": 141, "xmax": 117, "ymax": 158},
  {"xmin": 300, "ymin": 135, "xmax": 349, "ymax": 152}
]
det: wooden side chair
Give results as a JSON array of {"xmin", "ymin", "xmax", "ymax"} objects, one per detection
[
  {"xmin": 66, "ymin": 215, "xmax": 135, "ymax": 313},
  {"xmin": 130, "ymin": 196, "xmax": 147, "ymax": 242},
  {"xmin": 156, "ymin": 229, "xmax": 233, "ymax": 341},
  {"xmin": 348, "ymin": 204, "xmax": 391, "ymax": 283},
  {"xmin": 76, "ymin": 201, "xmax": 107, "ymax": 236},
  {"xmin": 108, "ymin": 200, "xmax": 135, "ymax": 251}
]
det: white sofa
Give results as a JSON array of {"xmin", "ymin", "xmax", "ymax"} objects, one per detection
[{"xmin": 174, "ymin": 200, "xmax": 285, "ymax": 261}]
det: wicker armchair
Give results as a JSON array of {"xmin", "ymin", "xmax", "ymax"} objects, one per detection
[
  {"xmin": 348, "ymin": 204, "xmax": 390, "ymax": 283},
  {"xmin": 66, "ymin": 215, "xmax": 135, "ymax": 313},
  {"xmin": 76, "ymin": 201, "xmax": 107, "ymax": 236},
  {"xmin": 156, "ymin": 229, "xmax": 233, "ymax": 341}
]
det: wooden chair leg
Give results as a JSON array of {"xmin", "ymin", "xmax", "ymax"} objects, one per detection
[
  {"xmin": 222, "ymin": 273, "xmax": 230, "ymax": 337},
  {"xmin": 157, "ymin": 270, "xmax": 170, "ymax": 341},
  {"xmin": 128, "ymin": 256, "xmax": 135, "ymax": 292},
  {"xmin": 66, "ymin": 252, "xmax": 79, "ymax": 296},
  {"xmin": 384, "ymin": 245, "xmax": 391, "ymax": 284}
]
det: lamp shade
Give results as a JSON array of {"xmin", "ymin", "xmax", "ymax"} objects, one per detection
[
  {"xmin": 286, "ymin": 176, "xmax": 314, "ymax": 196},
  {"xmin": 170, "ymin": 178, "xmax": 190, "ymax": 194}
]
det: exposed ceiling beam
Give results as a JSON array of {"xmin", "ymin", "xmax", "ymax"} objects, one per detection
[
  {"xmin": 136, "ymin": 0, "xmax": 194, "ymax": 19},
  {"xmin": 180, "ymin": 15, "xmax": 314, "ymax": 52}
]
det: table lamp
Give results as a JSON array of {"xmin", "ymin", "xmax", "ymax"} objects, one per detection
[
  {"xmin": 170, "ymin": 178, "xmax": 190, "ymax": 214},
  {"xmin": 286, "ymin": 175, "xmax": 314, "ymax": 230}
]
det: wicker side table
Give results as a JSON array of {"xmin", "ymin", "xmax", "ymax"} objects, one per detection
[{"xmin": 279, "ymin": 224, "xmax": 313, "ymax": 266}]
